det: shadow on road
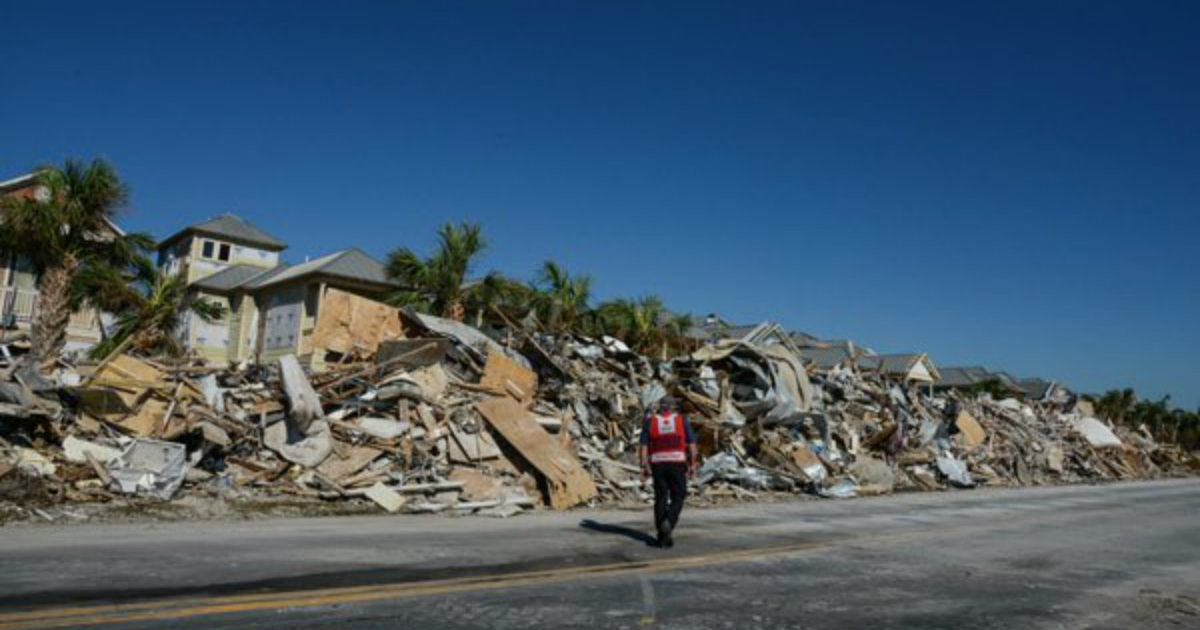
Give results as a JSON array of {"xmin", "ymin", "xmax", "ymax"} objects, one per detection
[{"xmin": 579, "ymin": 519, "xmax": 658, "ymax": 546}]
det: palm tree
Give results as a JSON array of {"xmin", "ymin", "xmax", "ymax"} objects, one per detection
[
  {"xmin": 1130, "ymin": 395, "xmax": 1172, "ymax": 439},
  {"xmin": 385, "ymin": 222, "xmax": 490, "ymax": 321},
  {"xmin": 0, "ymin": 159, "xmax": 152, "ymax": 369},
  {"xmin": 660, "ymin": 311, "xmax": 696, "ymax": 357},
  {"xmin": 589, "ymin": 296, "xmax": 669, "ymax": 355},
  {"xmin": 1095, "ymin": 388, "xmax": 1137, "ymax": 425},
  {"xmin": 463, "ymin": 274, "xmax": 535, "ymax": 329},
  {"xmin": 84, "ymin": 257, "xmax": 225, "ymax": 359},
  {"xmin": 534, "ymin": 260, "xmax": 592, "ymax": 334}
]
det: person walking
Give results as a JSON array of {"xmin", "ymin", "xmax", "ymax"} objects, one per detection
[{"xmin": 639, "ymin": 396, "xmax": 698, "ymax": 548}]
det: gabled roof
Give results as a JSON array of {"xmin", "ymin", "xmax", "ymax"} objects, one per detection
[
  {"xmin": 158, "ymin": 213, "xmax": 287, "ymax": 252},
  {"xmin": 992, "ymin": 371, "xmax": 1024, "ymax": 390},
  {"xmin": 1017, "ymin": 377, "xmax": 1058, "ymax": 401},
  {"xmin": 936, "ymin": 366, "xmax": 995, "ymax": 388},
  {"xmin": 857, "ymin": 353, "xmax": 940, "ymax": 380},
  {"xmin": 798, "ymin": 345, "xmax": 857, "ymax": 370},
  {"xmin": 190, "ymin": 264, "xmax": 276, "ymax": 292},
  {"xmin": 248, "ymin": 248, "xmax": 394, "ymax": 290}
]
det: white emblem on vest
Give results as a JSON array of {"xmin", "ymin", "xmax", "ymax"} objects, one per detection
[{"xmin": 656, "ymin": 414, "xmax": 677, "ymax": 434}]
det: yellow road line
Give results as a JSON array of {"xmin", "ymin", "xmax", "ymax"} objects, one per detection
[
  {"xmin": 0, "ymin": 502, "xmax": 1138, "ymax": 630},
  {"xmin": 0, "ymin": 536, "xmax": 866, "ymax": 630}
]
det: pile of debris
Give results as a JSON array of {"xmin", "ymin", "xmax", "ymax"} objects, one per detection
[{"xmin": 1, "ymin": 291, "xmax": 1196, "ymax": 522}]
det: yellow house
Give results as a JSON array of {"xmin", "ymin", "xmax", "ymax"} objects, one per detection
[{"xmin": 158, "ymin": 214, "xmax": 395, "ymax": 365}]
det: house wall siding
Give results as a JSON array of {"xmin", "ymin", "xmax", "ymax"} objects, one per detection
[
  {"xmin": 259, "ymin": 283, "xmax": 306, "ymax": 363},
  {"xmin": 188, "ymin": 291, "xmax": 233, "ymax": 363},
  {"xmin": 181, "ymin": 235, "xmax": 280, "ymax": 284}
]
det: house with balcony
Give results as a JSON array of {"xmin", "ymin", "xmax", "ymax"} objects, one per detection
[
  {"xmin": 0, "ymin": 173, "xmax": 111, "ymax": 351},
  {"xmin": 159, "ymin": 214, "xmax": 397, "ymax": 366}
]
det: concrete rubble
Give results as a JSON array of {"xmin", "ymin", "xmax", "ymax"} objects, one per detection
[{"xmin": 0, "ymin": 293, "xmax": 1195, "ymax": 522}]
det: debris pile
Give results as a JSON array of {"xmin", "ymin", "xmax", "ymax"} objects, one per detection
[{"xmin": 1, "ymin": 292, "xmax": 1195, "ymax": 522}]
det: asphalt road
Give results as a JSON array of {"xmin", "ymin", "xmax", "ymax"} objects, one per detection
[{"xmin": 1, "ymin": 478, "xmax": 1198, "ymax": 630}]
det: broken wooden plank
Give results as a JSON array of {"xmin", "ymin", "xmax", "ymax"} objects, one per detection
[
  {"xmin": 363, "ymin": 482, "xmax": 406, "ymax": 513},
  {"xmin": 480, "ymin": 350, "xmax": 537, "ymax": 405},
  {"xmin": 476, "ymin": 396, "xmax": 597, "ymax": 509},
  {"xmin": 317, "ymin": 445, "xmax": 383, "ymax": 482}
]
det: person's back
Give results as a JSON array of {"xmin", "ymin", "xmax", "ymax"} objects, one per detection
[{"xmin": 639, "ymin": 396, "xmax": 698, "ymax": 548}]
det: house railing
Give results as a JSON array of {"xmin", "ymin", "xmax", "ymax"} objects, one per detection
[
  {"xmin": 0, "ymin": 286, "xmax": 38, "ymax": 324},
  {"xmin": 0, "ymin": 286, "xmax": 101, "ymax": 333}
]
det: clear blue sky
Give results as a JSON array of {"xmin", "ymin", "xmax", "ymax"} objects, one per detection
[{"xmin": 2, "ymin": 2, "xmax": 1197, "ymax": 407}]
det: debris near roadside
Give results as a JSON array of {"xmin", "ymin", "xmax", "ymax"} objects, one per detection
[{"xmin": 0, "ymin": 292, "xmax": 1194, "ymax": 523}]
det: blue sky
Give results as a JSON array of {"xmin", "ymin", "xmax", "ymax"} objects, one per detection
[{"xmin": 2, "ymin": 1, "xmax": 1197, "ymax": 407}]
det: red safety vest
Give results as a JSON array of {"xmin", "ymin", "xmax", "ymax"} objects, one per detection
[{"xmin": 648, "ymin": 412, "xmax": 687, "ymax": 464}]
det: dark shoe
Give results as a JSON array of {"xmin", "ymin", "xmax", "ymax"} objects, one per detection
[{"xmin": 659, "ymin": 519, "xmax": 674, "ymax": 548}]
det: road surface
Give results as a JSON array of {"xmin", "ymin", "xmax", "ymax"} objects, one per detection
[{"xmin": 0, "ymin": 479, "xmax": 1197, "ymax": 629}]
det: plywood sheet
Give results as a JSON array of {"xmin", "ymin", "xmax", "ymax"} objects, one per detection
[
  {"xmin": 317, "ymin": 445, "xmax": 383, "ymax": 482},
  {"xmin": 477, "ymin": 396, "xmax": 596, "ymax": 509},
  {"xmin": 955, "ymin": 410, "xmax": 986, "ymax": 448},
  {"xmin": 113, "ymin": 397, "xmax": 167, "ymax": 438},
  {"xmin": 480, "ymin": 350, "xmax": 537, "ymax": 405},
  {"xmin": 312, "ymin": 288, "xmax": 404, "ymax": 356}
]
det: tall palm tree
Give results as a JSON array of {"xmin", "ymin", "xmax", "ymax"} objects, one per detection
[
  {"xmin": 385, "ymin": 222, "xmax": 490, "ymax": 321},
  {"xmin": 0, "ymin": 159, "xmax": 151, "ymax": 369},
  {"xmin": 84, "ymin": 257, "xmax": 225, "ymax": 359},
  {"xmin": 1095, "ymin": 388, "xmax": 1137, "ymax": 425},
  {"xmin": 534, "ymin": 260, "xmax": 592, "ymax": 334},
  {"xmin": 661, "ymin": 311, "xmax": 696, "ymax": 357},
  {"xmin": 1130, "ymin": 395, "xmax": 1172, "ymax": 439},
  {"xmin": 589, "ymin": 296, "xmax": 669, "ymax": 355},
  {"xmin": 463, "ymin": 273, "xmax": 535, "ymax": 329}
]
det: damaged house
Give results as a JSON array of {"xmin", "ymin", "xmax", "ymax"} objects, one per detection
[
  {"xmin": 856, "ymin": 352, "xmax": 940, "ymax": 385},
  {"xmin": 157, "ymin": 214, "xmax": 396, "ymax": 365},
  {"xmin": 0, "ymin": 173, "xmax": 116, "ymax": 352},
  {"xmin": 1016, "ymin": 377, "xmax": 1072, "ymax": 405},
  {"xmin": 798, "ymin": 341, "xmax": 869, "ymax": 372}
]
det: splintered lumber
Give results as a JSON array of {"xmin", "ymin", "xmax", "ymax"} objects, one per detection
[
  {"xmin": 279, "ymin": 354, "xmax": 322, "ymax": 435},
  {"xmin": 477, "ymin": 396, "xmax": 597, "ymax": 509},
  {"xmin": 479, "ymin": 350, "xmax": 538, "ymax": 405},
  {"xmin": 317, "ymin": 341, "xmax": 439, "ymax": 394}
]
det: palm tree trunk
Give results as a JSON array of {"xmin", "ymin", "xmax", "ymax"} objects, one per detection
[{"xmin": 32, "ymin": 256, "xmax": 79, "ymax": 371}]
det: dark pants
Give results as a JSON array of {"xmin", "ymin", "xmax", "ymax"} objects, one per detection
[{"xmin": 651, "ymin": 462, "xmax": 688, "ymax": 532}]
